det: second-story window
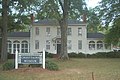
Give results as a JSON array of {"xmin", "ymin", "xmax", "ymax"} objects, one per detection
[
  {"xmin": 57, "ymin": 28, "xmax": 61, "ymax": 36},
  {"xmin": 35, "ymin": 27, "xmax": 39, "ymax": 35},
  {"xmin": 67, "ymin": 28, "xmax": 72, "ymax": 36},
  {"xmin": 78, "ymin": 28, "xmax": 82, "ymax": 35},
  {"xmin": 46, "ymin": 27, "xmax": 50, "ymax": 36}
]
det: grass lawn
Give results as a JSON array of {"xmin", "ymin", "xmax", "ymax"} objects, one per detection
[{"xmin": 0, "ymin": 58, "xmax": 120, "ymax": 80}]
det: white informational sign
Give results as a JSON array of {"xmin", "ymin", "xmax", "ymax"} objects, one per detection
[{"xmin": 15, "ymin": 49, "xmax": 45, "ymax": 69}]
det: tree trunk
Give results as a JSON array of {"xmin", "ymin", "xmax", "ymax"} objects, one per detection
[
  {"xmin": 1, "ymin": 0, "xmax": 8, "ymax": 62},
  {"xmin": 59, "ymin": 0, "xmax": 69, "ymax": 60}
]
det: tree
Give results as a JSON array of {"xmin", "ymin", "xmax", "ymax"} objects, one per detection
[
  {"xmin": 59, "ymin": 0, "xmax": 69, "ymax": 59},
  {"xmin": 0, "ymin": 0, "xmax": 37, "ymax": 61},
  {"xmin": 0, "ymin": 0, "xmax": 9, "ymax": 62},
  {"xmin": 97, "ymin": 0, "xmax": 120, "ymax": 45},
  {"xmin": 37, "ymin": 0, "xmax": 85, "ymax": 60},
  {"xmin": 87, "ymin": 8, "xmax": 101, "ymax": 33}
]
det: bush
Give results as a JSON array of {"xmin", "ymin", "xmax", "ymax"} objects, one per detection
[
  {"xmin": 8, "ymin": 53, "xmax": 15, "ymax": 59},
  {"xmin": 45, "ymin": 52, "xmax": 53, "ymax": 58},
  {"xmin": 68, "ymin": 52, "xmax": 86, "ymax": 58},
  {"xmin": 2, "ymin": 60, "xmax": 14, "ymax": 71},
  {"xmin": 68, "ymin": 51, "xmax": 120, "ymax": 58},
  {"xmin": 45, "ymin": 61, "xmax": 59, "ymax": 71}
]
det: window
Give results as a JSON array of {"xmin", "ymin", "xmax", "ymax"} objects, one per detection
[
  {"xmin": 46, "ymin": 27, "xmax": 50, "ymax": 36},
  {"xmin": 57, "ymin": 28, "xmax": 61, "ymax": 35},
  {"xmin": 78, "ymin": 40, "xmax": 82, "ymax": 49},
  {"xmin": 97, "ymin": 41, "xmax": 103, "ymax": 50},
  {"xmin": 35, "ymin": 40, "xmax": 39, "ymax": 49},
  {"xmin": 78, "ymin": 28, "xmax": 82, "ymax": 35},
  {"xmin": 21, "ymin": 41, "xmax": 28, "ymax": 53},
  {"xmin": 13, "ymin": 41, "xmax": 20, "ymax": 53},
  {"xmin": 89, "ymin": 41, "xmax": 95, "ymax": 50},
  {"xmin": 35, "ymin": 27, "xmax": 39, "ymax": 35},
  {"xmin": 46, "ymin": 40, "xmax": 50, "ymax": 50},
  {"xmin": 67, "ymin": 40, "xmax": 72, "ymax": 49},
  {"xmin": 7, "ymin": 41, "xmax": 12, "ymax": 53},
  {"xmin": 67, "ymin": 28, "xmax": 72, "ymax": 35}
]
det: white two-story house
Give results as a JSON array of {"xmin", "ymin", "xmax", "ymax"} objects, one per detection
[{"xmin": 30, "ymin": 20, "xmax": 112, "ymax": 54}]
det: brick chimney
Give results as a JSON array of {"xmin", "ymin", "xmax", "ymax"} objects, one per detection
[
  {"xmin": 30, "ymin": 14, "xmax": 34, "ymax": 25},
  {"xmin": 83, "ymin": 14, "xmax": 86, "ymax": 23}
]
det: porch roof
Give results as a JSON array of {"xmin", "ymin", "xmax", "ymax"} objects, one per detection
[
  {"xmin": 87, "ymin": 33, "xmax": 104, "ymax": 38},
  {"xmin": 0, "ymin": 32, "xmax": 104, "ymax": 38},
  {"xmin": 7, "ymin": 32, "xmax": 30, "ymax": 37}
]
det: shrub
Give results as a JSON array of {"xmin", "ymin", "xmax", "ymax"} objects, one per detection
[
  {"xmin": 45, "ymin": 52, "xmax": 53, "ymax": 58},
  {"xmin": 8, "ymin": 53, "xmax": 15, "ymax": 59},
  {"xmin": 45, "ymin": 61, "xmax": 59, "ymax": 71},
  {"xmin": 68, "ymin": 52, "xmax": 86, "ymax": 58},
  {"xmin": 2, "ymin": 60, "xmax": 14, "ymax": 71}
]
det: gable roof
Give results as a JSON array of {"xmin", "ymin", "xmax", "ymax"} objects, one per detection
[
  {"xmin": 7, "ymin": 32, "xmax": 30, "ymax": 37},
  {"xmin": 87, "ymin": 33, "xmax": 104, "ymax": 38},
  {"xmin": 33, "ymin": 20, "xmax": 86, "ymax": 26}
]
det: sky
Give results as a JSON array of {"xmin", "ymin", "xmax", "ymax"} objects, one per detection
[{"xmin": 86, "ymin": 0, "xmax": 101, "ymax": 8}]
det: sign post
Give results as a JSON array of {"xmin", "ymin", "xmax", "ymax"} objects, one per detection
[
  {"xmin": 43, "ymin": 49, "xmax": 45, "ymax": 69},
  {"xmin": 15, "ymin": 49, "xmax": 18, "ymax": 69}
]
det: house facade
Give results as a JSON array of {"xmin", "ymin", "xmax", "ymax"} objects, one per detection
[
  {"xmin": 4, "ymin": 20, "xmax": 112, "ymax": 54},
  {"xmin": 30, "ymin": 20, "xmax": 112, "ymax": 54}
]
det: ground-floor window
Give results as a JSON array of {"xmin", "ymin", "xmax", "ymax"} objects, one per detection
[
  {"xmin": 97, "ymin": 41, "xmax": 103, "ymax": 50},
  {"xmin": 46, "ymin": 40, "xmax": 50, "ymax": 50},
  {"xmin": 35, "ymin": 40, "xmax": 39, "ymax": 49},
  {"xmin": 13, "ymin": 41, "xmax": 20, "ymax": 53},
  {"xmin": 67, "ymin": 40, "xmax": 72, "ymax": 50},
  {"xmin": 78, "ymin": 40, "xmax": 82, "ymax": 49},
  {"xmin": 21, "ymin": 41, "xmax": 28, "ymax": 53},
  {"xmin": 89, "ymin": 41, "xmax": 95, "ymax": 50},
  {"xmin": 7, "ymin": 41, "xmax": 12, "ymax": 53}
]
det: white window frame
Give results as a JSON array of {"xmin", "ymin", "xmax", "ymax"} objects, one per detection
[
  {"xmin": 35, "ymin": 40, "xmax": 39, "ymax": 49},
  {"xmin": 21, "ymin": 41, "xmax": 28, "ymax": 53},
  {"xmin": 7, "ymin": 41, "xmax": 12, "ymax": 53},
  {"xmin": 89, "ymin": 41, "xmax": 95, "ymax": 50},
  {"xmin": 78, "ymin": 40, "xmax": 82, "ymax": 49},
  {"xmin": 46, "ymin": 27, "xmax": 50, "ymax": 36},
  {"xmin": 35, "ymin": 27, "xmax": 39, "ymax": 35},
  {"xmin": 13, "ymin": 41, "xmax": 20, "ymax": 53},
  {"xmin": 46, "ymin": 40, "xmax": 50, "ymax": 50},
  {"xmin": 78, "ymin": 28, "xmax": 82, "ymax": 35},
  {"xmin": 67, "ymin": 40, "xmax": 72, "ymax": 50},
  {"xmin": 97, "ymin": 41, "xmax": 103, "ymax": 50},
  {"xmin": 67, "ymin": 28, "xmax": 72, "ymax": 36},
  {"xmin": 57, "ymin": 27, "xmax": 61, "ymax": 36}
]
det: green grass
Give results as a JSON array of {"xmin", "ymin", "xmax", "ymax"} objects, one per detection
[{"xmin": 0, "ymin": 58, "xmax": 120, "ymax": 80}]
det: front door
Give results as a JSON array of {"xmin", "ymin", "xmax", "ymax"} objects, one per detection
[{"xmin": 57, "ymin": 44, "xmax": 61, "ymax": 54}]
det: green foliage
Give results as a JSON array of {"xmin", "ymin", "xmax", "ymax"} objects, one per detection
[
  {"xmin": 45, "ymin": 61, "xmax": 59, "ymax": 71},
  {"xmin": 68, "ymin": 52, "xmax": 86, "ymax": 58},
  {"xmin": 87, "ymin": 9, "xmax": 101, "ymax": 33},
  {"xmin": 97, "ymin": 0, "xmax": 120, "ymax": 45},
  {"xmin": 37, "ymin": 0, "xmax": 86, "ymax": 20},
  {"xmin": 105, "ymin": 18, "xmax": 120, "ymax": 45},
  {"xmin": 68, "ymin": 52, "xmax": 120, "ymax": 58},
  {"xmin": 45, "ymin": 52, "xmax": 53, "ymax": 58},
  {"xmin": 2, "ymin": 60, "xmax": 14, "ymax": 71}
]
